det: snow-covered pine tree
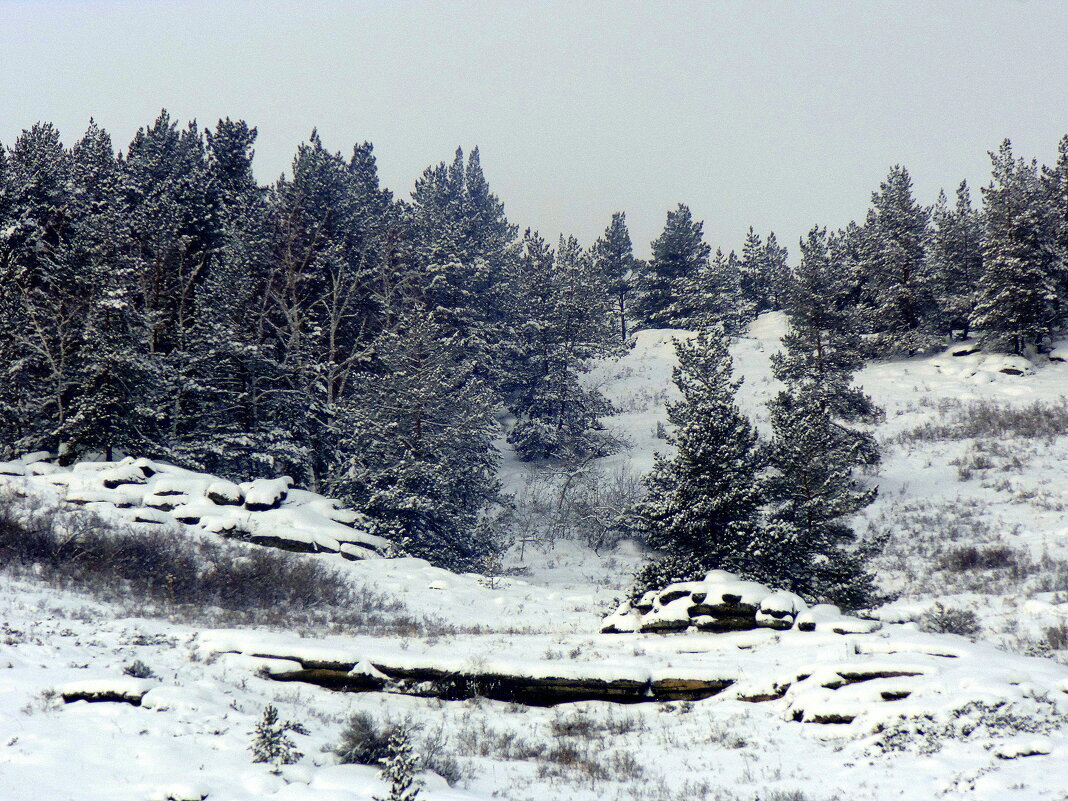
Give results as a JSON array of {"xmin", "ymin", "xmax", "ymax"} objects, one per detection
[
  {"xmin": 409, "ymin": 146, "xmax": 519, "ymax": 388},
  {"xmin": 633, "ymin": 203, "xmax": 710, "ymax": 329},
  {"xmin": 772, "ymin": 227, "xmax": 880, "ymax": 462},
  {"xmin": 260, "ymin": 130, "xmax": 397, "ymax": 485},
  {"xmin": 249, "ymin": 704, "xmax": 306, "ymax": 773},
  {"xmin": 121, "ymin": 111, "xmax": 221, "ymax": 459},
  {"xmin": 591, "ymin": 211, "xmax": 635, "ymax": 342},
  {"xmin": 761, "ymin": 378, "xmax": 882, "ymax": 609},
  {"xmin": 739, "ymin": 228, "xmax": 769, "ymax": 314},
  {"xmin": 859, "ymin": 165, "xmax": 940, "ymax": 354},
  {"xmin": 758, "ymin": 226, "xmax": 884, "ymax": 607},
  {"xmin": 929, "ymin": 181, "xmax": 983, "ymax": 340},
  {"xmin": 630, "ymin": 326, "xmax": 763, "ymax": 593},
  {"xmin": 0, "ymin": 122, "xmax": 83, "ymax": 457},
  {"xmin": 505, "ymin": 233, "xmax": 617, "ymax": 462},
  {"xmin": 675, "ymin": 247, "xmax": 751, "ymax": 334},
  {"xmin": 172, "ymin": 119, "xmax": 309, "ymax": 479},
  {"xmin": 1041, "ymin": 134, "xmax": 1068, "ymax": 311},
  {"xmin": 327, "ymin": 306, "xmax": 500, "ymax": 570},
  {"xmin": 972, "ymin": 140, "xmax": 1060, "ymax": 354},
  {"xmin": 373, "ymin": 728, "xmax": 421, "ymax": 801},
  {"xmin": 64, "ymin": 120, "xmax": 159, "ymax": 461},
  {"xmin": 0, "ymin": 141, "xmax": 19, "ymax": 460}
]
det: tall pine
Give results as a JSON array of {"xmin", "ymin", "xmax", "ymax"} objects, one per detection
[
  {"xmin": 633, "ymin": 204, "xmax": 710, "ymax": 329},
  {"xmin": 631, "ymin": 327, "xmax": 763, "ymax": 592},
  {"xmin": 972, "ymin": 140, "xmax": 1059, "ymax": 354},
  {"xmin": 859, "ymin": 165, "xmax": 939, "ymax": 354},
  {"xmin": 591, "ymin": 211, "xmax": 635, "ymax": 343},
  {"xmin": 928, "ymin": 181, "xmax": 983, "ymax": 340}
]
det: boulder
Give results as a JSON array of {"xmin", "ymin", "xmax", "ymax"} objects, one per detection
[
  {"xmin": 242, "ymin": 477, "xmax": 292, "ymax": 511},
  {"xmin": 206, "ymin": 480, "xmax": 243, "ymax": 506}
]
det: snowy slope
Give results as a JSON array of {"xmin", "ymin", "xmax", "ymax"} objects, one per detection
[{"xmin": 4, "ymin": 313, "xmax": 1068, "ymax": 800}]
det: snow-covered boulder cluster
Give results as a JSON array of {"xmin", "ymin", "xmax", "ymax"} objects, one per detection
[
  {"xmin": 0, "ymin": 453, "xmax": 389, "ymax": 560},
  {"xmin": 601, "ymin": 570, "xmax": 880, "ymax": 636},
  {"xmin": 930, "ymin": 342, "xmax": 1038, "ymax": 380}
]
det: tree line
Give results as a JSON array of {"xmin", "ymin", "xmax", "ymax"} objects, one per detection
[{"xmin": 2, "ymin": 112, "xmax": 1067, "ymax": 575}]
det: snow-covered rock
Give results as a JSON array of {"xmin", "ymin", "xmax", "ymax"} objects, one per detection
[{"xmin": 0, "ymin": 456, "xmax": 388, "ymax": 561}]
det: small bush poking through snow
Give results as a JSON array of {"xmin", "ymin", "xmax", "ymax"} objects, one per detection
[
  {"xmin": 920, "ymin": 602, "xmax": 982, "ymax": 638},
  {"xmin": 869, "ymin": 698, "xmax": 1068, "ymax": 755},
  {"xmin": 249, "ymin": 704, "xmax": 307, "ymax": 773},
  {"xmin": 335, "ymin": 713, "xmax": 466, "ymax": 787},
  {"xmin": 336, "ymin": 712, "xmax": 398, "ymax": 766},
  {"xmin": 938, "ymin": 544, "xmax": 1018, "ymax": 572},
  {"xmin": 121, "ymin": 659, "xmax": 157, "ymax": 679}
]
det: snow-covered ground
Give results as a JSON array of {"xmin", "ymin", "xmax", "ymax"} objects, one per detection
[{"xmin": 4, "ymin": 313, "xmax": 1068, "ymax": 800}]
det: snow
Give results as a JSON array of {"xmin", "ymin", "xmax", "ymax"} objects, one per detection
[
  {"xmin": 5, "ymin": 314, "xmax": 1068, "ymax": 799},
  {"xmin": 0, "ymin": 458, "xmax": 389, "ymax": 560}
]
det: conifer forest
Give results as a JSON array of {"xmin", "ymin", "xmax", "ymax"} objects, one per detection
[{"xmin": 5, "ymin": 5, "xmax": 1068, "ymax": 801}]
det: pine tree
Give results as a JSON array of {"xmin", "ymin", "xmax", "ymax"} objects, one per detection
[
  {"xmin": 64, "ymin": 120, "xmax": 158, "ymax": 461},
  {"xmin": 764, "ymin": 232, "xmax": 791, "ymax": 311},
  {"xmin": 739, "ymin": 229, "xmax": 791, "ymax": 314},
  {"xmin": 773, "ymin": 227, "xmax": 880, "ymax": 461},
  {"xmin": 326, "ymin": 307, "xmax": 500, "ymax": 570},
  {"xmin": 373, "ymin": 728, "xmax": 421, "ymax": 801},
  {"xmin": 409, "ymin": 146, "xmax": 518, "ymax": 386},
  {"xmin": 261, "ymin": 130, "xmax": 396, "ymax": 484},
  {"xmin": 761, "ymin": 379, "xmax": 881, "ymax": 609},
  {"xmin": 175, "ymin": 119, "xmax": 308, "ymax": 478},
  {"xmin": 121, "ymin": 111, "xmax": 221, "ymax": 459},
  {"xmin": 972, "ymin": 140, "xmax": 1059, "ymax": 354},
  {"xmin": 929, "ymin": 181, "xmax": 984, "ymax": 339},
  {"xmin": 631, "ymin": 327, "xmax": 763, "ymax": 592},
  {"xmin": 0, "ymin": 122, "xmax": 82, "ymax": 457},
  {"xmin": 506, "ymin": 233, "xmax": 616, "ymax": 462},
  {"xmin": 1042, "ymin": 134, "xmax": 1068, "ymax": 307},
  {"xmin": 678, "ymin": 247, "xmax": 750, "ymax": 333},
  {"xmin": 249, "ymin": 704, "xmax": 306, "ymax": 773},
  {"xmin": 739, "ymin": 228, "xmax": 769, "ymax": 314},
  {"xmin": 758, "ymin": 226, "xmax": 883, "ymax": 607},
  {"xmin": 633, "ymin": 203, "xmax": 710, "ymax": 329},
  {"xmin": 859, "ymin": 165, "xmax": 939, "ymax": 354},
  {"xmin": 591, "ymin": 211, "xmax": 635, "ymax": 342}
]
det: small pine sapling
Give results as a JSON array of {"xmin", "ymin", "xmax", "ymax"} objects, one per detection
[
  {"xmin": 249, "ymin": 704, "xmax": 308, "ymax": 772},
  {"xmin": 374, "ymin": 727, "xmax": 422, "ymax": 801}
]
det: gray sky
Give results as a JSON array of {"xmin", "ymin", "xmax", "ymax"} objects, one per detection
[{"xmin": 2, "ymin": 0, "xmax": 1067, "ymax": 257}]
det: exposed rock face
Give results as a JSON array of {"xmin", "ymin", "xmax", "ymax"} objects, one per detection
[{"xmin": 236, "ymin": 651, "xmax": 734, "ymax": 707}]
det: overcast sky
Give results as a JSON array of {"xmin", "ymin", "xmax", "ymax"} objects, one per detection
[{"xmin": 2, "ymin": 0, "xmax": 1067, "ymax": 257}]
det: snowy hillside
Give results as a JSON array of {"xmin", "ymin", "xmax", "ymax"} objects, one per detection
[{"xmin": 4, "ymin": 313, "xmax": 1068, "ymax": 800}]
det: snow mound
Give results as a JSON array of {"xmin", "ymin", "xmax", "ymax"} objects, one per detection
[{"xmin": 0, "ymin": 454, "xmax": 389, "ymax": 560}]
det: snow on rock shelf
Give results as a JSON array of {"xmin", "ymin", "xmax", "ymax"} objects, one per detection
[
  {"xmin": 57, "ymin": 677, "xmax": 160, "ymax": 706},
  {"xmin": 601, "ymin": 570, "xmax": 879, "ymax": 636},
  {"xmin": 0, "ymin": 453, "xmax": 389, "ymax": 560},
  {"xmin": 201, "ymin": 607, "xmax": 1068, "ymax": 738}
]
